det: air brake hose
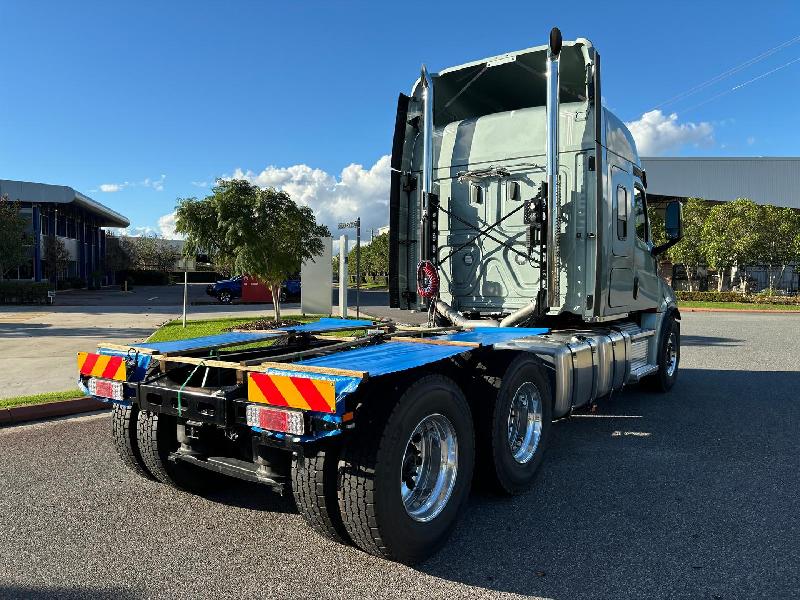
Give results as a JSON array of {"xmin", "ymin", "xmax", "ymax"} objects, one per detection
[
  {"xmin": 176, "ymin": 360, "xmax": 206, "ymax": 416},
  {"xmin": 417, "ymin": 260, "xmax": 440, "ymax": 299}
]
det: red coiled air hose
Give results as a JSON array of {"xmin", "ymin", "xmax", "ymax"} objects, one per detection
[{"xmin": 416, "ymin": 260, "xmax": 439, "ymax": 299}]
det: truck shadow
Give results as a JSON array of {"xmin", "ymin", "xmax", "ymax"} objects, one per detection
[
  {"xmin": 200, "ymin": 478, "xmax": 295, "ymax": 514},
  {"xmin": 419, "ymin": 367, "xmax": 800, "ymax": 599},
  {"xmin": 680, "ymin": 334, "xmax": 743, "ymax": 347},
  {"xmin": 0, "ymin": 585, "xmax": 136, "ymax": 599}
]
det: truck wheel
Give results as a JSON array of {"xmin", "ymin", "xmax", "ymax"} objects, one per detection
[
  {"xmin": 111, "ymin": 403, "xmax": 154, "ymax": 480},
  {"xmin": 338, "ymin": 375, "xmax": 475, "ymax": 564},
  {"xmin": 136, "ymin": 410, "xmax": 217, "ymax": 492},
  {"xmin": 218, "ymin": 290, "xmax": 232, "ymax": 304},
  {"xmin": 478, "ymin": 355, "xmax": 552, "ymax": 495},
  {"xmin": 645, "ymin": 318, "xmax": 680, "ymax": 392},
  {"xmin": 291, "ymin": 444, "xmax": 350, "ymax": 544}
]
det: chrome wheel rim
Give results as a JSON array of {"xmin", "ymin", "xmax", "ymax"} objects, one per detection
[
  {"xmin": 507, "ymin": 382, "xmax": 542, "ymax": 464},
  {"xmin": 400, "ymin": 414, "xmax": 458, "ymax": 523},
  {"xmin": 665, "ymin": 330, "xmax": 678, "ymax": 377}
]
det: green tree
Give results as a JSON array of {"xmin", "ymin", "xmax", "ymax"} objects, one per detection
[
  {"xmin": 104, "ymin": 232, "xmax": 132, "ymax": 273},
  {"xmin": 669, "ymin": 198, "xmax": 709, "ymax": 291},
  {"xmin": 367, "ymin": 232, "xmax": 389, "ymax": 278},
  {"xmin": 346, "ymin": 232, "xmax": 389, "ymax": 285},
  {"xmin": 701, "ymin": 199, "xmax": 759, "ymax": 291},
  {"xmin": 0, "ymin": 195, "xmax": 30, "ymax": 280},
  {"xmin": 121, "ymin": 235, "xmax": 180, "ymax": 272},
  {"xmin": 43, "ymin": 235, "xmax": 70, "ymax": 284},
  {"xmin": 755, "ymin": 204, "xmax": 800, "ymax": 292},
  {"xmin": 176, "ymin": 179, "xmax": 330, "ymax": 319}
]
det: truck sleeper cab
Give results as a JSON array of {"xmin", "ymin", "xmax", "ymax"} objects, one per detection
[{"xmin": 77, "ymin": 28, "xmax": 682, "ymax": 566}]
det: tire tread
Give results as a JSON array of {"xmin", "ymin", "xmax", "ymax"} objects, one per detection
[
  {"xmin": 111, "ymin": 403, "xmax": 154, "ymax": 480},
  {"xmin": 292, "ymin": 448, "xmax": 350, "ymax": 544}
]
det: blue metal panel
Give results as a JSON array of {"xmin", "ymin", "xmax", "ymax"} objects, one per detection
[
  {"xmin": 296, "ymin": 327, "xmax": 549, "ymax": 377},
  {"xmin": 281, "ymin": 318, "xmax": 373, "ymax": 332},
  {"xmin": 124, "ymin": 331, "xmax": 282, "ymax": 354},
  {"xmin": 298, "ymin": 341, "xmax": 468, "ymax": 376}
]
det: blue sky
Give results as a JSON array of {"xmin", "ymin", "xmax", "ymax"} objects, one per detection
[{"xmin": 1, "ymin": 0, "xmax": 798, "ymax": 237}]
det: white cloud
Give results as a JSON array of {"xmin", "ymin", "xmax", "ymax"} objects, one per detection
[
  {"xmin": 625, "ymin": 110, "xmax": 713, "ymax": 156},
  {"xmin": 746, "ymin": 136, "xmax": 756, "ymax": 145},
  {"xmin": 108, "ymin": 225, "xmax": 157, "ymax": 237},
  {"xmin": 157, "ymin": 212, "xmax": 183, "ymax": 239},
  {"xmin": 229, "ymin": 155, "xmax": 391, "ymax": 236},
  {"xmin": 142, "ymin": 174, "xmax": 166, "ymax": 191},
  {"xmin": 191, "ymin": 181, "xmax": 209, "ymax": 188},
  {"xmin": 99, "ymin": 182, "xmax": 129, "ymax": 193},
  {"xmin": 96, "ymin": 175, "xmax": 166, "ymax": 193}
]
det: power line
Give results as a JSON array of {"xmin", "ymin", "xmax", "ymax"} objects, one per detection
[
  {"xmin": 680, "ymin": 55, "xmax": 800, "ymax": 115},
  {"xmin": 649, "ymin": 33, "xmax": 800, "ymax": 112}
]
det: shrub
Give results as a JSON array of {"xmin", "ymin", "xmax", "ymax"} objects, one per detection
[
  {"xmin": 0, "ymin": 281, "xmax": 51, "ymax": 304},
  {"xmin": 676, "ymin": 291, "xmax": 800, "ymax": 305}
]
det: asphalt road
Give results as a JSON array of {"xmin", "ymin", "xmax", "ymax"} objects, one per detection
[{"xmin": 1, "ymin": 312, "xmax": 798, "ymax": 599}]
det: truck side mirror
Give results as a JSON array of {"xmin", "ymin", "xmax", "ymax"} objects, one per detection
[
  {"xmin": 664, "ymin": 200, "xmax": 683, "ymax": 240},
  {"xmin": 653, "ymin": 201, "xmax": 683, "ymax": 256}
]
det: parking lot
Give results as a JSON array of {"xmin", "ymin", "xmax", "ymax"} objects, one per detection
[
  {"xmin": 0, "ymin": 286, "xmax": 397, "ymax": 399},
  {"xmin": 0, "ymin": 311, "xmax": 797, "ymax": 599}
]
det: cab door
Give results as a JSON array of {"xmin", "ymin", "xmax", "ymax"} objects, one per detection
[
  {"xmin": 632, "ymin": 181, "xmax": 659, "ymax": 309},
  {"xmin": 608, "ymin": 166, "xmax": 634, "ymax": 308}
]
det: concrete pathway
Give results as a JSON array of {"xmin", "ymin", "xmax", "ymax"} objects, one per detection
[{"xmin": 0, "ymin": 304, "xmax": 297, "ymax": 400}]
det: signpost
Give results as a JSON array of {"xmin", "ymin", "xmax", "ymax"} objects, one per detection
[{"xmin": 338, "ymin": 217, "xmax": 361, "ymax": 318}]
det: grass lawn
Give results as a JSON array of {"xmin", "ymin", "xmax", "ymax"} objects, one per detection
[
  {"xmin": 145, "ymin": 315, "xmax": 307, "ymax": 342},
  {"xmin": 680, "ymin": 301, "xmax": 800, "ymax": 311},
  {"xmin": 0, "ymin": 389, "xmax": 88, "ymax": 409}
]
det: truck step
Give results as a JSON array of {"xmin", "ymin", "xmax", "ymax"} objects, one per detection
[
  {"xmin": 169, "ymin": 452, "xmax": 286, "ymax": 493},
  {"xmin": 628, "ymin": 363, "xmax": 658, "ymax": 382}
]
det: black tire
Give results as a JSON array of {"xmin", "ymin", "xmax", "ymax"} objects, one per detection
[
  {"xmin": 476, "ymin": 355, "xmax": 552, "ymax": 495},
  {"xmin": 338, "ymin": 375, "xmax": 475, "ymax": 565},
  {"xmin": 291, "ymin": 444, "xmax": 350, "ymax": 544},
  {"xmin": 111, "ymin": 403, "xmax": 154, "ymax": 480},
  {"xmin": 645, "ymin": 317, "xmax": 680, "ymax": 392},
  {"xmin": 136, "ymin": 410, "xmax": 218, "ymax": 492},
  {"xmin": 218, "ymin": 290, "xmax": 232, "ymax": 304}
]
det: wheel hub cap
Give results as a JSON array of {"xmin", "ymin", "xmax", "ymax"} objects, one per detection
[
  {"xmin": 400, "ymin": 414, "xmax": 458, "ymax": 522},
  {"xmin": 507, "ymin": 381, "xmax": 542, "ymax": 464},
  {"xmin": 666, "ymin": 331, "xmax": 678, "ymax": 377}
]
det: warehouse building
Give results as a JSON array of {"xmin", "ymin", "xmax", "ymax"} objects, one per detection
[
  {"xmin": 641, "ymin": 157, "xmax": 800, "ymax": 209},
  {"xmin": 640, "ymin": 157, "xmax": 800, "ymax": 292},
  {"xmin": 0, "ymin": 179, "xmax": 129, "ymax": 283}
]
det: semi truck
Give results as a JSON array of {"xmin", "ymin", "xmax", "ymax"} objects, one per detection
[{"xmin": 76, "ymin": 28, "xmax": 683, "ymax": 565}]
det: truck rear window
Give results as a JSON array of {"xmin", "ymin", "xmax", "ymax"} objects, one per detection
[{"xmin": 433, "ymin": 45, "xmax": 588, "ymax": 126}]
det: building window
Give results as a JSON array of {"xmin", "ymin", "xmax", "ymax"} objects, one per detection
[
  {"xmin": 56, "ymin": 213, "xmax": 67, "ymax": 237},
  {"xmin": 66, "ymin": 216, "xmax": 77, "ymax": 239}
]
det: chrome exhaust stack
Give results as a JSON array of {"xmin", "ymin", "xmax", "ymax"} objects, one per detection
[
  {"xmin": 419, "ymin": 65, "xmax": 435, "ymax": 265},
  {"xmin": 545, "ymin": 27, "xmax": 562, "ymax": 309},
  {"xmin": 420, "ymin": 65, "xmax": 434, "ymax": 204}
]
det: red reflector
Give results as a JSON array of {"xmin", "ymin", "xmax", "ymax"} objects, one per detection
[
  {"xmin": 245, "ymin": 404, "xmax": 304, "ymax": 435},
  {"xmin": 260, "ymin": 408, "xmax": 289, "ymax": 432}
]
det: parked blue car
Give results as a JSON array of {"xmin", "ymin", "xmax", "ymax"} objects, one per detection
[{"xmin": 206, "ymin": 275, "xmax": 300, "ymax": 304}]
